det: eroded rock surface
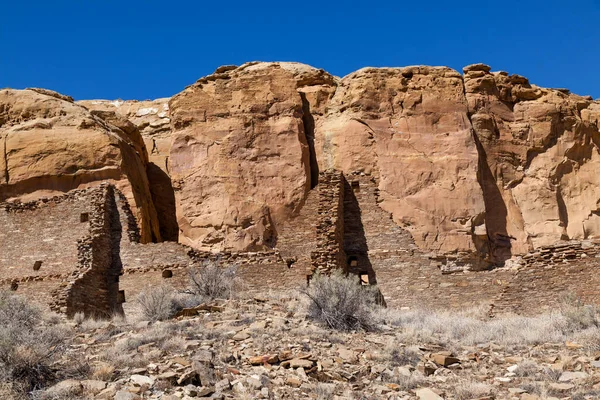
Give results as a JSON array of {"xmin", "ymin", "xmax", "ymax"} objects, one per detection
[
  {"xmin": 0, "ymin": 89, "xmax": 161, "ymax": 242},
  {"xmin": 168, "ymin": 62, "xmax": 336, "ymax": 250},
  {"xmin": 464, "ymin": 64, "xmax": 600, "ymax": 263},
  {"xmin": 315, "ymin": 66, "xmax": 487, "ymax": 258},
  {"xmin": 79, "ymin": 98, "xmax": 178, "ymax": 240},
  {"xmin": 7, "ymin": 62, "xmax": 600, "ymax": 264}
]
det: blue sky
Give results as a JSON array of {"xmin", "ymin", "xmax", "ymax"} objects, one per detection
[{"xmin": 2, "ymin": 0, "xmax": 599, "ymax": 100}]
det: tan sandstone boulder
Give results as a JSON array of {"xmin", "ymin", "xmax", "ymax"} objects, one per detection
[
  {"xmin": 0, "ymin": 88, "xmax": 161, "ymax": 242},
  {"xmin": 168, "ymin": 62, "xmax": 336, "ymax": 250}
]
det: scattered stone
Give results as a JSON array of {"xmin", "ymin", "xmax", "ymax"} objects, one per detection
[{"xmin": 415, "ymin": 387, "xmax": 444, "ymax": 400}]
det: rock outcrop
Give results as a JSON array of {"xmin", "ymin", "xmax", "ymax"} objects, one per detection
[
  {"xmin": 0, "ymin": 88, "xmax": 161, "ymax": 242},
  {"xmin": 315, "ymin": 66, "xmax": 487, "ymax": 259},
  {"xmin": 78, "ymin": 98, "xmax": 178, "ymax": 241},
  {"xmin": 464, "ymin": 64, "xmax": 600, "ymax": 263},
  {"xmin": 168, "ymin": 62, "xmax": 336, "ymax": 250},
  {"xmin": 7, "ymin": 62, "xmax": 600, "ymax": 267}
]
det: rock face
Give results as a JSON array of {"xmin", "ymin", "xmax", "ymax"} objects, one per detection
[
  {"xmin": 6, "ymin": 62, "xmax": 600, "ymax": 265},
  {"xmin": 168, "ymin": 62, "xmax": 336, "ymax": 250},
  {"xmin": 464, "ymin": 64, "xmax": 600, "ymax": 263},
  {"xmin": 0, "ymin": 88, "xmax": 161, "ymax": 242},
  {"xmin": 78, "ymin": 98, "xmax": 178, "ymax": 241},
  {"xmin": 315, "ymin": 66, "xmax": 487, "ymax": 257}
]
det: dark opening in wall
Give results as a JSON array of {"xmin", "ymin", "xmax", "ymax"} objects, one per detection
[
  {"xmin": 118, "ymin": 290, "xmax": 126, "ymax": 303},
  {"xmin": 10, "ymin": 282, "xmax": 18, "ymax": 291},
  {"xmin": 286, "ymin": 258, "xmax": 296, "ymax": 268},
  {"xmin": 80, "ymin": 212, "xmax": 89, "ymax": 223},
  {"xmin": 350, "ymin": 181, "xmax": 360, "ymax": 193},
  {"xmin": 33, "ymin": 260, "xmax": 42, "ymax": 271},
  {"xmin": 347, "ymin": 255, "xmax": 358, "ymax": 268},
  {"xmin": 162, "ymin": 270, "xmax": 173, "ymax": 278}
]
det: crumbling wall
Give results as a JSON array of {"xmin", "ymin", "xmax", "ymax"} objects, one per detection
[
  {"xmin": 310, "ymin": 170, "xmax": 347, "ymax": 276},
  {"xmin": 51, "ymin": 184, "xmax": 125, "ymax": 317},
  {"xmin": 0, "ymin": 189, "xmax": 95, "ymax": 305}
]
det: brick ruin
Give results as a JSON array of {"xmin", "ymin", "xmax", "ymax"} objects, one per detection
[{"xmin": 2, "ymin": 168, "xmax": 600, "ymax": 317}]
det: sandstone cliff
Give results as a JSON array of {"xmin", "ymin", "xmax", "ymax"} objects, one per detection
[
  {"xmin": 0, "ymin": 88, "xmax": 161, "ymax": 242},
  {"xmin": 168, "ymin": 62, "xmax": 336, "ymax": 250},
  {"xmin": 78, "ymin": 98, "xmax": 178, "ymax": 241},
  {"xmin": 7, "ymin": 62, "xmax": 600, "ymax": 268}
]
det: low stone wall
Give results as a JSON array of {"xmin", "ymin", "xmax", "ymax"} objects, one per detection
[
  {"xmin": 310, "ymin": 170, "xmax": 346, "ymax": 276},
  {"xmin": 519, "ymin": 240, "xmax": 600, "ymax": 267}
]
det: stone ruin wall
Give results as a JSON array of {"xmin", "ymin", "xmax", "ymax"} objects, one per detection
[
  {"xmin": 0, "ymin": 189, "xmax": 98, "ymax": 308},
  {"xmin": 2, "ymin": 172, "xmax": 600, "ymax": 317},
  {"xmin": 309, "ymin": 170, "xmax": 347, "ymax": 276},
  {"xmin": 51, "ymin": 184, "xmax": 125, "ymax": 317}
]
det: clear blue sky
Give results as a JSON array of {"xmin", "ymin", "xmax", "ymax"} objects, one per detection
[{"xmin": 2, "ymin": 0, "xmax": 600, "ymax": 100}]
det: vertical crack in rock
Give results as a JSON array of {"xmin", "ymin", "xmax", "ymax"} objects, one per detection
[
  {"xmin": 2, "ymin": 133, "xmax": 8, "ymax": 184},
  {"xmin": 556, "ymin": 186, "xmax": 569, "ymax": 239},
  {"xmin": 300, "ymin": 92, "xmax": 319, "ymax": 189},
  {"xmin": 472, "ymin": 129, "xmax": 512, "ymax": 265}
]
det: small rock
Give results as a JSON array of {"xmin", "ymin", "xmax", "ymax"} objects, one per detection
[
  {"xmin": 130, "ymin": 374, "xmax": 154, "ymax": 387},
  {"xmin": 549, "ymin": 382, "xmax": 575, "ymax": 391},
  {"xmin": 81, "ymin": 379, "xmax": 106, "ymax": 394},
  {"xmin": 289, "ymin": 358, "xmax": 313, "ymax": 369},
  {"xmin": 114, "ymin": 390, "xmax": 140, "ymax": 400},
  {"xmin": 232, "ymin": 331, "xmax": 250, "ymax": 341},
  {"xmin": 558, "ymin": 371, "xmax": 588, "ymax": 381},
  {"xmin": 415, "ymin": 388, "xmax": 443, "ymax": 400},
  {"xmin": 215, "ymin": 378, "xmax": 230, "ymax": 392},
  {"xmin": 432, "ymin": 352, "xmax": 460, "ymax": 367},
  {"xmin": 286, "ymin": 376, "xmax": 302, "ymax": 388}
]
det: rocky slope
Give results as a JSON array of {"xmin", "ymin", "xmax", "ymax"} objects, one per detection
[
  {"xmin": 4, "ymin": 62, "xmax": 600, "ymax": 265},
  {"xmin": 36, "ymin": 294, "xmax": 600, "ymax": 400}
]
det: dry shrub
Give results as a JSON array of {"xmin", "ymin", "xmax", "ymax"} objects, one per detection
[
  {"xmin": 136, "ymin": 284, "xmax": 178, "ymax": 321},
  {"xmin": 453, "ymin": 381, "xmax": 493, "ymax": 400},
  {"xmin": 514, "ymin": 359, "xmax": 540, "ymax": 377},
  {"xmin": 91, "ymin": 362, "xmax": 115, "ymax": 381},
  {"xmin": 188, "ymin": 260, "xmax": 239, "ymax": 301},
  {"xmin": 0, "ymin": 291, "xmax": 68, "ymax": 396},
  {"xmin": 390, "ymin": 373, "xmax": 425, "ymax": 391},
  {"xmin": 303, "ymin": 271, "xmax": 381, "ymax": 332}
]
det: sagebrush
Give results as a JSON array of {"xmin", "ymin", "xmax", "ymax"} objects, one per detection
[
  {"xmin": 188, "ymin": 260, "xmax": 239, "ymax": 301},
  {"xmin": 0, "ymin": 291, "xmax": 68, "ymax": 398},
  {"xmin": 304, "ymin": 271, "xmax": 380, "ymax": 331}
]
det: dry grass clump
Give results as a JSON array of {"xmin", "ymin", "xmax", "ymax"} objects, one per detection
[
  {"xmin": 303, "ymin": 271, "xmax": 382, "ymax": 332},
  {"xmin": 390, "ymin": 373, "xmax": 425, "ymax": 391},
  {"xmin": 383, "ymin": 297, "xmax": 600, "ymax": 350},
  {"xmin": 189, "ymin": 260, "xmax": 239, "ymax": 301},
  {"xmin": 453, "ymin": 381, "xmax": 494, "ymax": 400},
  {"xmin": 0, "ymin": 291, "xmax": 69, "ymax": 397},
  {"xmin": 514, "ymin": 359, "xmax": 540, "ymax": 377}
]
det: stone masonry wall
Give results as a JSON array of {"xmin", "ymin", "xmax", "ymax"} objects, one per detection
[
  {"xmin": 51, "ymin": 184, "xmax": 125, "ymax": 317},
  {"xmin": 310, "ymin": 170, "xmax": 347, "ymax": 276},
  {"xmin": 0, "ymin": 188, "xmax": 96, "ymax": 307}
]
